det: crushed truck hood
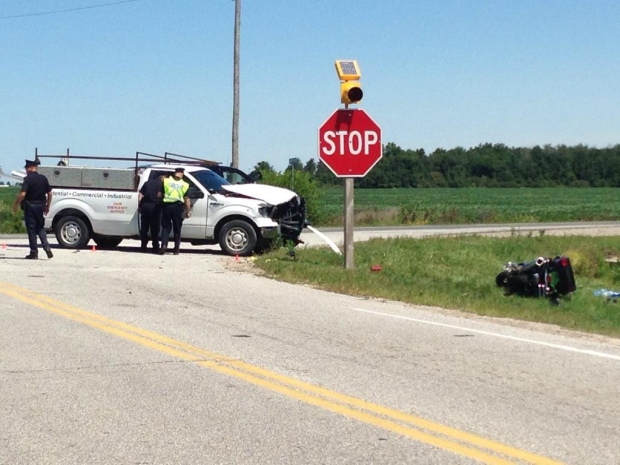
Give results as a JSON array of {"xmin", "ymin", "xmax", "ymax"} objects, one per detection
[{"xmin": 221, "ymin": 184, "xmax": 297, "ymax": 205}]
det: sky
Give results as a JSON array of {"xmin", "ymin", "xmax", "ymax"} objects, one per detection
[{"xmin": 1, "ymin": 0, "xmax": 619, "ymax": 175}]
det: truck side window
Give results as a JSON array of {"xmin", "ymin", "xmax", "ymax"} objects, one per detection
[
  {"xmin": 218, "ymin": 167, "xmax": 255, "ymax": 184},
  {"xmin": 191, "ymin": 169, "xmax": 230, "ymax": 192},
  {"xmin": 149, "ymin": 170, "xmax": 170, "ymax": 181}
]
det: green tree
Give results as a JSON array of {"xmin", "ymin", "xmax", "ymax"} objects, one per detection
[
  {"xmin": 303, "ymin": 158, "xmax": 318, "ymax": 177},
  {"xmin": 315, "ymin": 160, "xmax": 339, "ymax": 186},
  {"xmin": 251, "ymin": 161, "xmax": 276, "ymax": 181},
  {"xmin": 254, "ymin": 161, "xmax": 275, "ymax": 173},
  {"xmin": 258, "ymin": 169, "xmax": 324, "ymax": 224}
]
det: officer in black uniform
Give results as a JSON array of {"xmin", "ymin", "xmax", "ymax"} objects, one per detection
[
  {"xmin": 138, "ymin": 175, "xmax": 164, "ymax": 253},
  {"xmin": 12, "ymin": 159, "xmax": 54, "ymax": 259}
]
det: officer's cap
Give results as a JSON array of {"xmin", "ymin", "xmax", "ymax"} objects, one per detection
[
  {"xmin": 24, "ymin": 159, "xmax": 40, "ymax": 168},
  {"xmin": 174, "ymin": 167, "xmax": 185, "ymax": 174}
]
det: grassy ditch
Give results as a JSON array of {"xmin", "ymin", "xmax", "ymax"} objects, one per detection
[{"xmin": 255, "ymin": 234, "xmax": 620, "ymax": 338}]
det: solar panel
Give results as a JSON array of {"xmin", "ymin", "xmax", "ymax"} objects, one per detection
[
  {"xmin": 340, "ymin": 61, "xmax": 357, "ymax": 75},
  {"xmin": 335, "ymin": 60, "xmax": 361, "ymax": 79}
]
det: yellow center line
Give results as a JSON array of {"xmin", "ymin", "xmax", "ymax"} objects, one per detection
[{"xmin": 1, "ymin": 282, "xmax": 564, "ymax": 465}]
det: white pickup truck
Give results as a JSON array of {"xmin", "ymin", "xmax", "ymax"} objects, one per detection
[{"xmin": 35, "ymin": 161, "xmax": 306, "ymax": 256}]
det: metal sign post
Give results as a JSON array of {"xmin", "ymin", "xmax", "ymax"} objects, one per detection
[{"xmin": 344, "ymin": 177, "xmax": 355, "ymax": 269}]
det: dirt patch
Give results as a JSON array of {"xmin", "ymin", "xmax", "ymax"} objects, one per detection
[{"xmin": 219, "ymin": 255, "xmax": 265, "ymax": 276}]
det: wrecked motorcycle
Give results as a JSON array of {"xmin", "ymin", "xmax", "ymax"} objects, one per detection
[{"xmin": 495, "ymin": 256, "xmax": 576, "ymax": 303}]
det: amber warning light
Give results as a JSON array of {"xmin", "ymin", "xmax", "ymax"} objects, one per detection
[{"xmin": 335, "ymin": 60, "xmax": 363, "ymax": 105}]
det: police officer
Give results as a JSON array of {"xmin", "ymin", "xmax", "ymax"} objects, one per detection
[
  {"xmin": 159, "ymin": 168, "xmax": 190, "ymax": 255},
  {"xmin": 138, "ymin": 175, "xmax": 164, "ymax": 253},
  {"xmin": 12, "ymin": 159, "xmax": 54, "ymax": 260}
]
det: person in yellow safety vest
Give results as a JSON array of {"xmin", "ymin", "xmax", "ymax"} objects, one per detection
[{"xmin": 158, "ymin": 167, "xmax": 191, "ymax": 255}]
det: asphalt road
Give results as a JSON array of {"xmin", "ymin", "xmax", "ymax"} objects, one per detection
[
  {"xmin": 298, "ymin": 221, "xmax": 620, "ymax": 249},
  {"xmin": 1, "ymin": 226, "xmax": 620, "ymax": 464}
]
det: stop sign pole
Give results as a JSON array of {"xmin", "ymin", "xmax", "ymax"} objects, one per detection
[{"xmin": 318, "ymin": 108, "xmax": 382, "ymax": 269}]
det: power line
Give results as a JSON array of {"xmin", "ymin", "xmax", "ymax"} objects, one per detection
[{"xmin": 0, "ymin": 0, "xmax": 143, "ymax": 19}]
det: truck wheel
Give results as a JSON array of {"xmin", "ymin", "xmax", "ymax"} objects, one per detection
[
  {"xmin": 93, "ymin": 236, "xmax": 123, "ymax": 249},
  {"xmin": 219, "ymin": 220, "xmax": 257, "ymax": 256},
  {"xmin": 55, "ymin": 216, "xmax": 90, "ymax": 249}
]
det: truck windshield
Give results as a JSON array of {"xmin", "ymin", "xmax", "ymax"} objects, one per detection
[{"xmin": 191, "ymin": 169, "xmax": 231, "ymax": 192}]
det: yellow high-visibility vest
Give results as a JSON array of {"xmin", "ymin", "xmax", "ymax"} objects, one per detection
[{"xmin": 163, "ymin": 176, "xmax": 189, "ymax": 203}]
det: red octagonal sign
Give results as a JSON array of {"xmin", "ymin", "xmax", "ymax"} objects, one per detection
[{"xmin": 318, "ymin": 109, "xmax": 382, "ymax": 177}]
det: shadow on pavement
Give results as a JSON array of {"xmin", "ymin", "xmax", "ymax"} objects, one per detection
[
  {"xmin": 94, "ymin": 244, "xmax": 229, "ymax": 256},
  {"xmin": 0, "ymin": 242, "xmax": 229, "ymax": 260},
  {"xmin": 0, "ymin": 242, "xmax": 229, "ymax": 257}
]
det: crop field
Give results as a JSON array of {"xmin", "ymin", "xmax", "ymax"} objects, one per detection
[
  {"xmin": 314, "ymin": 187, "xmax": 620, "ymax": 226},
  {"xmin": 2, "ymin": 186, "xmax": 620, "ymax": 232}
]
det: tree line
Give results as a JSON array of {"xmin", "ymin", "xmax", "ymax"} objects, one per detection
[{"xmin": 256, "ymin": 143, "xmax": 620, "ymax": 188}]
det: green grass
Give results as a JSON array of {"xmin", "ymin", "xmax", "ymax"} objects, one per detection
[
  {"xmin": 0, "ymin": 187, "xmax": 25, "ymax": 234},
  {"xmin": 314, "ymin": 187, "xmax": 620, "ymax": 226},
  {"xmin": 0, "ymin": 186, "xmax": 19, "ymax": 203},
  {"xmin": 256, "ymin": 234, "xmax": 620, "ymax": 337}
]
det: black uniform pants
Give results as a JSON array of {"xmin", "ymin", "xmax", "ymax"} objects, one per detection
[
  {"xmin": 24, "ymin": 203, "xmax": 51, "ymax": 254},
  {"xmin": 139, "ymin": 202, "xmax": 162, "ymax": 250},
  {"xmin": 161, "ymin": 202, "xmax": 184, "ymax": 250}
]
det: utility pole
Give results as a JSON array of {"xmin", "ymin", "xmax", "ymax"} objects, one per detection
[{"xmin": 231, "ymin": 0, "xmax": 241, "ymax": 168}]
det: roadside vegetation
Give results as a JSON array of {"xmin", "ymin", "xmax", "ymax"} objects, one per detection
[
  {"xmin": 4, "ymin": 184, "xmax": 620, "ymax": 233},
  {"xmin": 311, "ymin": 142, "xmax": 620, "ymax": 189},
  {"xmin": 255, "ymin": 233, "xmax": 620, "ymax": 338},
  {"xmin": 2, "ymin": 183, "xmax": 620, "ymax": 232},
  {"xmin": 4, "ymin": 141, "xmax": 620, "ymax": 231},
  {"xmin": 0, "ymin": 187, "xmax": 24, "ymax": 234},
  {"xmin": 258, "ymin": 141, "xmax": 620, "ymax": 226}
]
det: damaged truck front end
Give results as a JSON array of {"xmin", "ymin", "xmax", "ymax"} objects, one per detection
[
  {"xmin": 265, "ymin": 195, "xmax": 307, "ymax": 245},
  {"xmin": 219, "ymin": 183, "xmax": 307, "ymax": 252}
]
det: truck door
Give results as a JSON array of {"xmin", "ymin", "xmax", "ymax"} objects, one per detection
[
  {"xmin": 179, "ymin": 176, "xmax": 209, "ymax": 239},
  {"xmin": 182, "ymin": 169, "xmax": 231, "ymax": 239}
]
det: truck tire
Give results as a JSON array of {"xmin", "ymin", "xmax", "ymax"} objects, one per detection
[
  {"xmin": 55, "ymin": 216, "xmax": 90, "ymax": 249},
  {"xmin": 93, "ymin": 235, "xmax": 123, "ymax": 249},
  {"xmin": 219, "ymin": 220, "xmax": 257, "ymax": 256}
]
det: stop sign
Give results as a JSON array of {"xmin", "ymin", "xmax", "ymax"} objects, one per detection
[{"xmin": 318, "ymin": 109, "xmax": 382, "ymax": 177}]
